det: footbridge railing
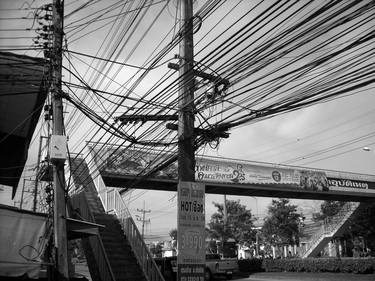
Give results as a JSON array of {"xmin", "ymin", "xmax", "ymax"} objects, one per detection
[
  {"xmin": 301, "ymin": 201, "xmax": 360, "ymax": 258},
  {"xmin": 89, "ymin": 157, "xmax": 165, "ymax": 281}
]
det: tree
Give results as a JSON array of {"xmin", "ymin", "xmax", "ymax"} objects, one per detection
[
  {"xmin": 206, "ymin": 199, "xmax": 255, "ymax": 244},
  {"xmin": 169, "ymin": 228, "xmax": 177, "ymax": 241},
  {"xmin": 149, "ymin": 242, "xmax": 163, "ymax": 258},
  {"xmin": 312, "ymin": 200, "xmax": 346, "ymax": 221},
  {"xmin": 262, "ymin": 198, "xmax": 302, "ymax": 245},
  {"xmin": 345, "ymin": 202, "xmax": 375, "ymax": 251}
]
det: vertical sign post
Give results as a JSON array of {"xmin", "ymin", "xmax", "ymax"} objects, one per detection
[{"xmin": 177, "ymin": 182, "xmax": 205, "ymax": 281}]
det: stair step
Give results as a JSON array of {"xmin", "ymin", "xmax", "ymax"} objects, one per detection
[
  {"xmin": 70, "ymin": 158, "xmax": 148, "ymax": 281},
  {"xmin": 111, "ymin": 268, "xmax": 144, "ymax": 279},
  {"xmin": 101, "ymin": 235, "xmax": 130, "ymax": 244},
  {"xmin": 100, "ymin": 228, "xmax": 127, "ymax": 237},
  {"xmin": 106, "ymin": 254, "xmax": 138, "ymax": 264}
]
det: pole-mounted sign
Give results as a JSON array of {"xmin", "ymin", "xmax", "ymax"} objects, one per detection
[{"xmin": 177, "ymin": 181, "xmax": 205, "ymax": 281}]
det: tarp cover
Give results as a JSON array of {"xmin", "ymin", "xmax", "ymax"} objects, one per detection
[{"xmin": 0, "ymin": 206, "xmax": 47, "ymax": 278}]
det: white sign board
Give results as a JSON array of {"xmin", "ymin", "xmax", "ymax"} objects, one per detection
[{"xmin": 177, "ymin": 181, "xmax": 205, "ymax": 281}]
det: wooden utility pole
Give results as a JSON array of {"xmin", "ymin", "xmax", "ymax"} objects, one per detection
[
  {"xmin": 177, "ymin": 3, "xmax": 205, "ymax": 281},
  {"xmin": 136, "ymin": 201, "xmax": 151, "ymax": 239},
  {"xmin": 178, "ymin": 0, "xmax": 195, "ymax": 183},
  {"xmin": 51, "ymin": 0, "xmax": 69, "ymax": 279}
]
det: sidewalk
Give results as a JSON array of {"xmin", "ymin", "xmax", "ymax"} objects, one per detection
[{"xmin": 244, "ymin": 272, "xmax": 375, "ymax": 281}]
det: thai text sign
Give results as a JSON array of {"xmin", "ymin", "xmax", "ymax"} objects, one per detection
[
  {"xmin": 91, "ymin": 147, "xmax": 375, "ymax": 194},
  {"xmin": 177, "ymin": 181, "xmax": 205, "ymax": 281},
  {"xmin": 196, "ymin": 158, "xmax": 329, "ymax": 191}
]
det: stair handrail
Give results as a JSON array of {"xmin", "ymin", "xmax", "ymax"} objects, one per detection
[
  {"xmin": 324, "ymin": 202, "xmax": 359, "ymax": 234},
  {"xmin": 300, "ymin": 201, "xmax": 359, "ymax": 257},
  {"xmin": 106, "ymin": 189, "xmax": 165, "ymax": 281},
  {"xmin": 85, "ymin": 153, "xmax": 165, "ymax": 281},
  {"xmin": 69, "ymin": 191, "xmax": 117, "ymax": 281},
  {"xmin": 300, "ymin": 223, "xmax": 325, "ymax": 257}
]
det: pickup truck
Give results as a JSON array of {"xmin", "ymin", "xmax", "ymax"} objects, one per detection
[
  {"xmin": 155, "ymin": 254, "xmax": 238, "ymax": 281},
  {"xmin": 205, "ymin": 253, "xmax": 238, "ymax": 281}
]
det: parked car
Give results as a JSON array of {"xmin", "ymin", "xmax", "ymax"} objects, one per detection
[
  {"xmin": 154, "ymin": 254, "xmax": 238, "ymax": 281},
  {"xmin": 205, "ymin": 253, "xmax": 238, "ymax": 281}
]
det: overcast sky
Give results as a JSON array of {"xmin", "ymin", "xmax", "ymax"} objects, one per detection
[{"xmin": 1, "ymin": 0, "xmax": 375, "ymax": 241}]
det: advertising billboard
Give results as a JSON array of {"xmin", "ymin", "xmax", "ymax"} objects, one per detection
[
  {"xmin": 90, "ymin": 146, "xmax": 375, "ymax": 195},
  {"xmin": 177, "ymin": 181, "xmax": 205, "ymax": 281}
]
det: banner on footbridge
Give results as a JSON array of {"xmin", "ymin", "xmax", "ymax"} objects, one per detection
[{"xmin": 89, "ymin": 146, "xmax": 375, "ymax": 200}]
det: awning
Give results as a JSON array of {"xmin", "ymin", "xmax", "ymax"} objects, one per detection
[
  {"xmin": 66, "ymin": 217, "xmax": 105, "ymax": 240},
  {"xmin": 0, "ymin": 52, "xmax": 49, "ymax": 198}
]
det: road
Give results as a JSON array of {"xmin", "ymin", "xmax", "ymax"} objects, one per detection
[
  {"xmin": 234, "ymin": 272, "xmax": 375, "ymax": 281},
  {"xmin": 75, "ymin": 261, "xmax": 375, "ymax": 281}
]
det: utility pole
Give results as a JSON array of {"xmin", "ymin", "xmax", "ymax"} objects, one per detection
[
  {"xmin": 33, "ymin": 136, "xmax": 47, "ymax": 212},
  {"xmin": 177, "ymin": 2, "xmax": 206, "ymax": 281},
  {"xmin": 20, "ymin": 179, "xmax": 27, "ymax": 210},
  {"xmin": 137, "ymin": 201, "xmax": 151, "ymax": 239},
  {"xmin": 20, "ymin": 178, "xmax": 34, "ymax": 209},
  {"xmin": 178, "ymin": 0, "xmax": 195, "ymax": 183},
  {"xmin": 51, "ymin": 0, "xmax": 69, "ymax": 280},
  {"xmin": 223, "ymin": 194, "xmax": 227, "ymax": 233}
]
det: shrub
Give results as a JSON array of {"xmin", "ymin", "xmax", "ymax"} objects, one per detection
[
  {"xmin": 237, "ymin": 258, "xmax": 263, "ymax": 273},
  {"xmin": 261, "ymin": 257, "xmax": 375, "ymax": 274}
]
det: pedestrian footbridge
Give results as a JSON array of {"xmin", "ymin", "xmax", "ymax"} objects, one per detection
[
  {"xmin": 66, "ymin": 146, "xmax": 375, "ymax": 280},
  {"xmin": 89, "ymin": 146, "xmax": 375, "ymax": 202}
]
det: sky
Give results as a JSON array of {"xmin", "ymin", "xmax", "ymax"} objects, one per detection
[{"xmin": 1, "ymin": 0, "xmax": 375, "ymax": 242}]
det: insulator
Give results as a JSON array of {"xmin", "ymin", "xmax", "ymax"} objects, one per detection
[
  {"xmin": 206, "ymin": 83, "xmax": 216, "ymax": 101},
  {"xmin": 42, "ymin": 4, "xmax": 53, "ymax": 11},
  {"xmin": 42, "ymin": 25, "xmax": 53, "ymax": 32},
  {"xmin": 44, "ymin": 50, "xmax": 53, "ymax": 59},
  {"xmin": 45, "ymin": 184, "xmax": 52, "ymax": 193},
  {"xmin": 46, "ymin": 194, "xmax": 53, "ymax": 204}
]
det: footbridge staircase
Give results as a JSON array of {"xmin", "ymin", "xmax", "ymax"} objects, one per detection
[
  {"xmin": 300, "ymin": 201, "xmax": 361, "ymax": 258},
  {"xmin": 69, "ymin": 157, "xmax": 164, "ymax": 281}
]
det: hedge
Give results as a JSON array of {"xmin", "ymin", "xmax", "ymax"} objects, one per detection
[
  {"xmin": 238, "ymin": 258, "xmax": 375, "ymax": 274},
  {"xmin": 261, "ymin": 257, "xmax": 375, "ymax": 274},
  {"xmin": 238, "ymin": 258, "xmax": 263, "ymax": 273}
]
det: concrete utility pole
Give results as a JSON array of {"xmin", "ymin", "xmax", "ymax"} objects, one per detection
[
  {"xmin": 178, "ymin": 0, "xmax": 195, "ymax": 183},
  {"xmin": 51, "ymin": 0, "xmax": 69, "ymax": 279},
  {"xmin": 223, "ymin": 194, "xmax": 228, "ymax": 234},
  {"xmin": 20, "ymin": 178, "xmax": 27, "ymax": 210},
  {"xmin": 177, "ymin": 3, "xmax": 207, "ymax": 281},
  {"xmin": 137, "ymin": 201, "xmax": 151, "ymax": 239},
  {"xmin": 33, "ymin": 136, "xmax": 47, "ymax": 212}
]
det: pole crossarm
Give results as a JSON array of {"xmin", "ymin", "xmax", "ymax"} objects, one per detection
[
  {"xmin": 168, "ymin": 62, "xmax": 230, "ymax": 87},
  {"xmin": 115, "ymin": 114, "xmax": 178, "ymax": 124},
  {"xmin": 166, "ymin": 123, "xmax": 230, "ymax": 140}
]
